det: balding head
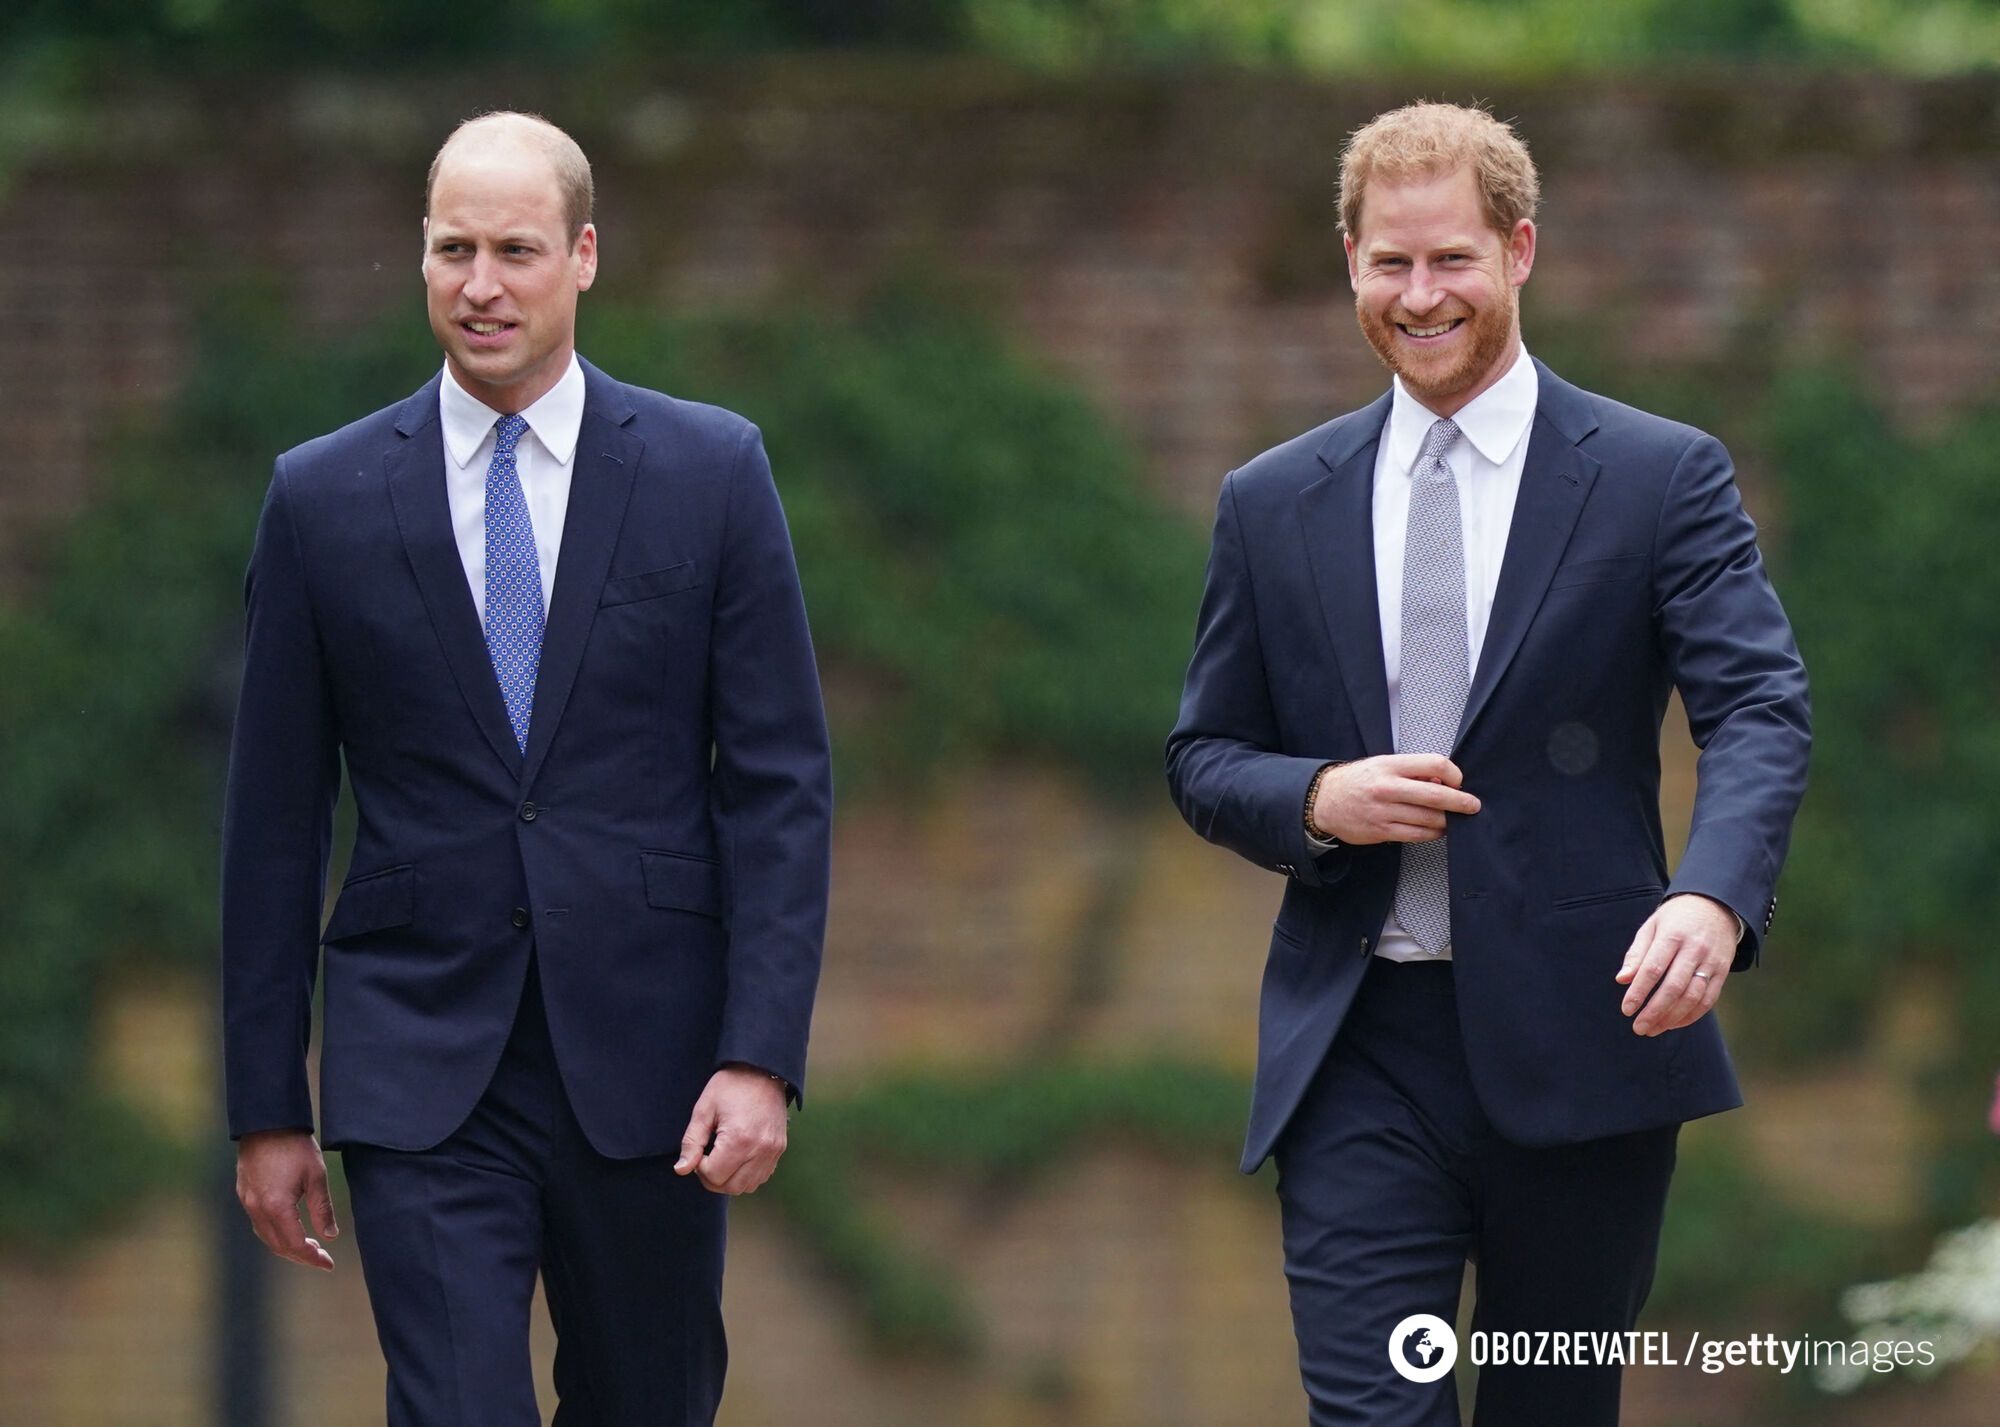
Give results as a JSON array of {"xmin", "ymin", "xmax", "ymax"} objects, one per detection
[
  {"xmin": 426, "ymin": 111, "xmax": 593, "ymax": 248},
  {"xmin": 421, "ymin": 110, "xmax": 598, "ymax": 414}
]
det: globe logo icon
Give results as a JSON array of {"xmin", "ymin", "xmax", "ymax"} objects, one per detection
[{"xmin": 1389, "ymin": 1313, "xmax": 1458, "ymax": 1383}]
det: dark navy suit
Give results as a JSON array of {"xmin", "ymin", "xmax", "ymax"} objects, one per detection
[
  {"xmin": 222, "ymin": 359, "xmax": 831, "ymax": 1423},
  {"xmin": 1167, "ymin": 361, "xmax": 1808, "ymax": 1424}
]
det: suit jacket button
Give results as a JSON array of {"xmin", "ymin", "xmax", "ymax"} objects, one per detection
[
  {"xmin": 520, "ymin": 802, "xmax": 537, "ymax": 822},
  {"xmin": 1358, "ymin": 937, "xmax": 1371, "ymax": 957},
  {"xmin": 511, "ymin": 907, "xmax": 530, "ymax": 929}
]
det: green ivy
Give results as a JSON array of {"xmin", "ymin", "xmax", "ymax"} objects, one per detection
[
  {"xmin": 755, "ymin": 1056, "xmax": 1252, "ymax": 1359},
  {"xmin": 1756, "ymin": 370, "xmax": 2000, "ymax": 1223},
  {"xmin": 584, "ymin": 283, "xmax": 1204, "ymax": 802}
]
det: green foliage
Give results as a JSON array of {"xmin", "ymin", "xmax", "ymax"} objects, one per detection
[
  {"xmin": 586, "ymin": 286, "xmax": 1203, "ymax": 800},
  {"xmin": 0, "ymin": 0, "xmax": 972, "ymax": 64},
  {"xmin": 0, "ymin": 283, "xmax": 1197, "ymax": 1248},
  {"xmin": 1768, "ymin": 369, "xmax": 2000, "ymax": 980},
  {"xmin": 0, "ymin": 294, "xmax": 410, "ymax": 1245},
  {"xmin": 1744, "ymin": 367, "xmax": 2000, "ymax": 1221},
  {"xmin": 757, "ymin": 1056, "xmax": 1251, "ymax": 1359},
  {"xmin": 4, "ymin": 0, "xmax": 1997, "ymax": 72},
  {"xmin": 1650, "ymin": 1126, "xmax": 1891, "ymax": 1318}
]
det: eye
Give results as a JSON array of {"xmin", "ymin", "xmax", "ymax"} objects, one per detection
[{"xmin": 1376, "ymin": 257, "xmax": 1408, "ymax": 270}]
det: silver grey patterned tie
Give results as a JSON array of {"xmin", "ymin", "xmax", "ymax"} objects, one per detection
[{"xmin": 1394, "ymin": 417, "xmax": 1468, "ymax": 954}]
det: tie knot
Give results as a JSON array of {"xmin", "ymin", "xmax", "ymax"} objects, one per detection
[
  {"xmin": 494, "ymin": 413, "xmax": 529, "ymax": 455},
  {"xmin": 1417, "ymin": 418, "xmax": 1460, "ymax": 475}
]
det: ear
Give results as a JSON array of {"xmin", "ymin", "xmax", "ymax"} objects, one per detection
[
  {"xmin": 1506, "ymin": 218, "xmax": 1536, "ymax": 288},
  {"xmin": 574, "ymin": 223, "xmax": 598, "ymax": 293},
  {"xmin": 1343, "ymin": 232, "xmax": 1360, "ymax": 293},
  {"xmin": 419, "ymin": 217, "xmax": 430, "ymax": 275}
]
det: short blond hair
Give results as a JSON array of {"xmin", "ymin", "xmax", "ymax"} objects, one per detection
[
  {"xmin": 1339, "ymin": 103, "xmax": 1539, "ymax": 241},
  {"xmin": 426, "ymin": 111, "xmax": 594, "ymax": 247}
]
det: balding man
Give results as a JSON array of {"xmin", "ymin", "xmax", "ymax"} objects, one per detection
[{"xmin": 222, "ymin": 111, "xmax": 832, "ymax": 1424}]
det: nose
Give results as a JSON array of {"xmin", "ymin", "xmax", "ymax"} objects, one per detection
[
  {"xmin": 463, "ymin": 253, "xmax": 503, "ymax": 306},
  {"xmin": 1402, "ymin": 265, "xmax": 1443, "ymax": 317}
]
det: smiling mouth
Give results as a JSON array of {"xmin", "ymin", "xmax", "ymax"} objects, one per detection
[
  {"xmin": 462, "ymin": 320, "xmax": 516, "ymax": 336},
  {"xmin": 1397, "ymin": 318, "xmax": 1464, "ymax": 339}
]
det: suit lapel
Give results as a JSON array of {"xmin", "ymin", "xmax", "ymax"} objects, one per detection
[
  {"xmin": 384, "ymin": 377, "xmax": 525, "ymax": 778},
  {"xmin": 1454, "ymin": 361, "xmax": 1601, "ymax": 750},
  {"xmin": 1300, "ymin": 393, "xmax": 1395, "ymax": 755},
  {"xmin": 517, "ymin": 362, "xmax": 643, "ymax": 793}
]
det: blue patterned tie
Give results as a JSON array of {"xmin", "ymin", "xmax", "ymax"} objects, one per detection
[
  {"xmin": 1394, "ymin": 418, "xmax": 1468, "ymax": 954},
  {"xmin": 482, "ymin": 414, "xmax": 543, "ymax": 753}
]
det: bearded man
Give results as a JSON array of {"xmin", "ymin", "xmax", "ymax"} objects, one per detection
[{"xmin": 1166, "ymin": 102, "xmax": 1809, "ymax": 1425}]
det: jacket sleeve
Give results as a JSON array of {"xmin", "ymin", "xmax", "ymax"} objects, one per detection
[
  {"xmin": 1165, "ymin": 471, "xmax": 1348, "ymax": 890},
  {"xmin": 1653, "ymin": 434, "xmax": 1812, "ymax": 971},
  {"xmin": 707, "ymin": 424, "xmax": 833, "ymax": 1101},
  {"xmin": 220, "ymin": 457, "xmax": 341, "ymax": 1138}
]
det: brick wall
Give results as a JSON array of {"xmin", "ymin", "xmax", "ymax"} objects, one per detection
[{"xmin": 3, "ymin": 67, "xmax": 1996, "ymax": 589}]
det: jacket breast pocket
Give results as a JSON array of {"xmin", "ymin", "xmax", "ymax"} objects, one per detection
[
  {"xmin": 1547, "ymin": 554, "xmax": 1647, "ymax": 591},
  {"xmin": 600, "ymin": 561, "xmax": 703, "ymax": 608},
  {"xmin": 640, "ymin": 849, "xmax": 724, "ymax": 920},
  {"xmin": 322, "ymin": 864, "xmax": 415, "ymax": 943}
]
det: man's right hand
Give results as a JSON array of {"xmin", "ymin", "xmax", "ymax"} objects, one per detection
[
  {"xmin": 235, "ymin": 1129, "xmax": 338, "ymax": 1271},
  {"xmin": 1310, "ymin": 754, "xmax": 1481, "ymax": 845}
]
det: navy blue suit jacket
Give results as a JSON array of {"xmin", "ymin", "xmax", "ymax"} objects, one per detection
[
  {"xmin": 222, "ymin": 359, "xmax": 833, "ymax": 1157},
  {"xmin": 1166, "ymin": 360, "xmax": 1809, "ymax": 1172}
]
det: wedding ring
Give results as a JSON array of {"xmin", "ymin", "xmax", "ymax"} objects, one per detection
[{"xmin": 1691, "ymin": 971, "xmax": 1712, "ymax": 980}]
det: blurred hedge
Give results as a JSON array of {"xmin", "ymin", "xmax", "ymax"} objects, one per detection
[{"xmin": 4, "ymin": 0, "xmax": 1995, "ymax": 72}]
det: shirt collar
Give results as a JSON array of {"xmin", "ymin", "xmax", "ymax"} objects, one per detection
[
  {"xmin": 438, "ymin": 354, "xmax": 587, "ymax": 469},
  {"xmin": 1384, "ymin": 342, "xmax": 1537, "ymax": 477}
]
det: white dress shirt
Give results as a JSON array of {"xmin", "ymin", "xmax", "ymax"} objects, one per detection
[
  {"xmin": 439, "ymin": 355, "xmax": 586, "ymax": 621},
  {"xmin": 1369, "ymin": 342, "xmax": 1537, "ymax": 961}
]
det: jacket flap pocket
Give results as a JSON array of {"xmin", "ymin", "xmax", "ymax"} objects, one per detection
[
  {"xmin": 641, "ymin": 849, "xmax": 723, "ymax": 919},
  {"xmin": 1552, "ymin": 883, "xmax": 1664, "ymax": 911},
  {"xmin": 323, "ymin": 864, "xmax": 415, "ymax": 942},
  {"xmin": 601, "ymin": 561, "xmax": 702, "ymax": 608},
  {"xmin": 1548, "ymin": 554, "xmax": 1647, "ymax": 590}
]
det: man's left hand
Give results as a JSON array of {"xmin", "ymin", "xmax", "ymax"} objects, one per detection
[
  {"xmin": 674, "ymin": 1066, "xmax": 789, "ymax": 1195},
  {"xmin": 1615, "ymin": 894, "xmax": 1738, "ymax": 1036}
]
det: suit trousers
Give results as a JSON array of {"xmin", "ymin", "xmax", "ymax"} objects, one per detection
[
  {"xmin": 1273, "ymin": 955, "xmax": 1678, "ymax": 1426},
  {"xmin": 342, "ymin": 954, "xmax": 728, "ymax": 1426}
]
